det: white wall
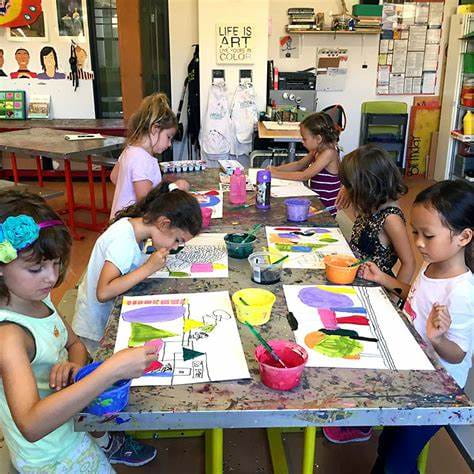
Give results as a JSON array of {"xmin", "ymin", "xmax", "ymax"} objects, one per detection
[{"xmin": 0, "ymin": 0, "xmax": 95, "ymax": 119}]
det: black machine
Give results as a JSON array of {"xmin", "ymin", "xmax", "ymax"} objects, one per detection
[{"xmin": 278, "ymin": 71, "xmax": 315, "ymax": 90}]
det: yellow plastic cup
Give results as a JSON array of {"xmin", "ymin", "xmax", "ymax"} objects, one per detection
[{"xmin": 232, "ymin": 288, "xmax": 276, "ymax": 326}]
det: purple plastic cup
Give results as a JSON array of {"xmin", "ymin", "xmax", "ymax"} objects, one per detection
[{"xmin": 284, "ymin": 198, "xmax": 311, "ymax": 222}]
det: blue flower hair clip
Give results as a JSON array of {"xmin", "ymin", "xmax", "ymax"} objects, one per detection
[{"xmin": 0, "ymin": 215, "xmax": 64, "ymax": 264}]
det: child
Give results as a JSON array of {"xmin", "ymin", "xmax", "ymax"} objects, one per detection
[
  {"xmin": 360, "ymin": 180, "xmax": 473, "ymax": 473},
  {"xmin": 73, "ymin": 182, "xmax": 202, "ymax": 356},
  {"xmin": 0, "ymin": 190, "xmax": 159, "ymax": 472},
  {"xmin": 110, "ymin": 92, "xmax": 189, "ymax": 219},
  {"xmin": 267, "ymin": 112, "xmax": 341, "ymax": 214},
  {"xmin": 340, "ymin": 144, "xmax": 415, "ymax": 283}
]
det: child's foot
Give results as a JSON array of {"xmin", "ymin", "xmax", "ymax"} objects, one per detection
[
  {"xmin": 323, "ymin": 427, "xmax": 372, "ymax": 444},
  {"xmin": 104, "ymin": 433, "xmax": 157, "ymax": 467}
]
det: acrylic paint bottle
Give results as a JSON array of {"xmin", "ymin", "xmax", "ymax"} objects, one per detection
[
  {"xmin": 229, "ymin": 168, "xmax": 246, "ymax": 205},
  {"xmin": 256, "ymin": 170, "xmax": 271, "ymax": 209}
]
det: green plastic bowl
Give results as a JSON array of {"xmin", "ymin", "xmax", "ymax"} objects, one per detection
[{"xmin": 224, "ymin": 233, "xmax": 257, "ymax": 259}]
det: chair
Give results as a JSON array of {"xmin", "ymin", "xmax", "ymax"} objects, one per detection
[{"xmin": 359, "ymin": 101, "xmax": 408, "ymax": 169}]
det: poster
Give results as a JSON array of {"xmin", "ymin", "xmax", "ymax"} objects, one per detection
[
  {"xmin": 8, "ymin": 12, "xmax": 48, "ymax": 41},
  {"xmin": 216, "ymin": 23, "xmax": 254, "ymax": 64},
  {"xmin": 279, "ymin": 35, "xmax": 300, "ymax": 59},
  {"xmin": 55, "ymin": 0, "xmax": 86, "ymax": 38}
]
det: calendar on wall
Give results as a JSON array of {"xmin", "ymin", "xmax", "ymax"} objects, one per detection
[
  {"xmin": 0, "ymin": 91, "xmax": 26, "ymax": 119},
  {"xmin": 376, "ymin": 1, "xmax": 444, "ymax": 95}
]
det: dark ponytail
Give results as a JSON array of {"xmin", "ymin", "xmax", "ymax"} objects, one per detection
[
  {"xmin": 301, "ymin": 112, "xmax": 340, "ymax": 145},
  {"xmin": 112, "ymin": 182, "xmax": 202, "ymax": 236}
]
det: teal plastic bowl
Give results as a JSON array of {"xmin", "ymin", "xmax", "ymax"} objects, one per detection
[{"xmin": 224, "ymin": 233, "xmax": 257, "ymax": 259}]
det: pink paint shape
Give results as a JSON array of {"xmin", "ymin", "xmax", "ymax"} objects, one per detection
[
  {"xmin": 144, "ymin": 360, "xmax": 163, "ymax": 374},
  {"xmin": 191, "ymin": 263, "xmax": 213, "ymax": 273},
  {"xmin": 145, "ymin": 338, "xmax": 164, "ymax": 354},
  {"xmin": 318, "ymin": 308, "xmax": 338, "ymax": 330},
  {"xmin": 122, "ymin": 305, "xmax": 185, "ymax": 323}
]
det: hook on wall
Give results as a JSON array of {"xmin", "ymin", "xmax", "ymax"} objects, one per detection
[
  {"xmin": 239, "ymin": 69, "xmax": 252, "ymax": 87},
  {"xmin": 212, "ymin": 69, "xmax": 225, "ymax": 85}
]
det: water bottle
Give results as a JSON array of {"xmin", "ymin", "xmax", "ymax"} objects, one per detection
[
  {"xmin": 229, "ymin": 168, "xmax": 246, "ymax": 205},
  {"xmin": 256, "ymin": 170, "xmax": 271, "ymax": 209}
]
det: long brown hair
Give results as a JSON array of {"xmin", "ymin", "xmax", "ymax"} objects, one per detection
[
  {"xmin": 339, "ymin": 144, "xmax": 407, "ymax": 215},
  {"xmin": 0, "ymin": 190, "xmax": 71, "ymax": 304},
  {"xmin": 127, "ymin": 93, "xmax": 177, "ymax": 146},
  {"xmin": 301, "ymin": 112, "xmax": 340, "ymax": 146}
]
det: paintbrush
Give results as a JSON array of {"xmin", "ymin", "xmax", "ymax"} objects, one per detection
[
  {"xmin": 271, "ymin": 254, "xmax": 289, "ymax": 265},
  {"xmin": 312, "ymin": 205, "xmax": 337, "ymax": 215},
  {"xmin": 244, "ymin": 321, "xmax": 288, "ymax": 368},
  {"xmin": 241, "ymin": 223, "xmax": 262, "ymax": 243},
  {"xmin": 239, "ymin": 297, "xmax": 250, "ymax": 306},
  {"xmin": 348, "ymin": 257, "xmax": 371, "ymax": 267}
]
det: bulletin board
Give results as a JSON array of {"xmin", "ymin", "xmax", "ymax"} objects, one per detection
[{"xmin": 376, "ymin": 1, "xmax": 444, "ymax": 95}]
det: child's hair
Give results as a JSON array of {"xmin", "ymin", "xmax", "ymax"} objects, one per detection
[
  {"xmin": 112, "ymin": 182, "xmax": 202, "ymax": 235},
  {"xmin": 414, "ymin": 180, "xmax": 474, "ymax": 271},
  {"xmin": 301, "ymin": 112, "xmax": 340, "ymax": 145},
  {"xmin": 339, "ymin": 144, "xmax": 407, "ymax": 215},
  {"xmin": 127, "ymin": 93, "xmax": 177, "ymax": 146},
  {"xmin": 0, "ymin": 190, "xmax": 71, "ymax": 303}
]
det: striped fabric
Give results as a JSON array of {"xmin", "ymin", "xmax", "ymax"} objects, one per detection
[{"xmin": 310, "ymin": 168, "xmax": 341, "ymax": 215}]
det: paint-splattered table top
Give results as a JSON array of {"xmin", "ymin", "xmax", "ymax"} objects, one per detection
[{"xmin": 75, "ymin": 170, "xmax": 473, "ymax": 432}]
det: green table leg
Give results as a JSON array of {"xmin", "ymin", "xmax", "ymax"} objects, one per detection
[
  {"xmin": 417, "ymin": 442, "xmax": 430, "ymax": 474},
  {"xmin": 266, "ymin": 428, "xmax": 289, "ymax": 474},
  {"xmin": 302, "ymin": 426, "xmax": 316, "ymax": 474},
  {"xmin": 205, "ymin": 428, "xmax": 223, "ymax": 474}
]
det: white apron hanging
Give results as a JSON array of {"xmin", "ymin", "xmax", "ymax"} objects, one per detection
[{"xmin": 230, "ymin": 84, "xmax": 258, "ymax": 156}]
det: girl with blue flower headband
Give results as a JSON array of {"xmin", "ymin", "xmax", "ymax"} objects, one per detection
[{"xmin": 0, "ymin": 190, "xmax": 159, "ymax": 472}]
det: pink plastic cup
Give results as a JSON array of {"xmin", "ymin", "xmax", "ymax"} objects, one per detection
[
  {"xmin": 201, "ymin": 207, "xmax": 212, "ymax": 229},
  {"xmin": 255, "ymin": 339, "xmax": 308, "ymax": 391}
]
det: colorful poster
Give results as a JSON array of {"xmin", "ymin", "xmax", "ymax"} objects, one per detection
[
  {"xmin": 284, "ymin": 284, "xmax": 434, "ymax": 370},
  {"xmin": 114, "ymin": 291, "xmax": 250, "ymax": 386}
]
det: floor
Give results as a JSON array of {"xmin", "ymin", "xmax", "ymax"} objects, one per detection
[{"xmin": 0, "ymin": 177, "xmax": 471, "ymax": 473}]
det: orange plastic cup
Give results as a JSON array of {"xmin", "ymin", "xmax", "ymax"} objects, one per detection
[{"xmin": 323, "ymin": 254, "xmax": 359, "ymax": 284}]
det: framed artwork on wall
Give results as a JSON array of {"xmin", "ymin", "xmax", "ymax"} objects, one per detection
[
  {"xmin": 7, "ymin": 12, "xmax": 48, "ymax": 42},
  {"xmin": 54, "ymin": 0, "xmax": 87, "ymax": 39}
]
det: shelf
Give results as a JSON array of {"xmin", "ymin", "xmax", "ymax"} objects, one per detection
[
  {"xmin": 459, "ymin": 104, "xmax": 474, "ymax": 111},
  {"xmin": 286, "ymin": 28, "xmax": 381, "ymax": 35},
  {"xmin": 451, "ymin": 130, "xmax": 474, "ymax": 142}
]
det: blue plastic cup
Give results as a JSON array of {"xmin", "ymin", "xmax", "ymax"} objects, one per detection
[
  {"xmin": 74, "ymin": 362, "xmax": 131, "ymax": 415},
  {"xmin": 285, "ymin": 198, "xmax": 311, "ymax": 222}
]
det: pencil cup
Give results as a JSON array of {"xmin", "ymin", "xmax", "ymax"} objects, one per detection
[
  {"xmin": 201, "ymin": 207, "xmax": 212, "ymax": 229},
  {"xmin": 74, "ymin": 362, "xmax": 131, "ymax": 415},
  {"xmin": 232, "ymin": 288, "xmax": 275, "ymax": 326},
  {"xmin": 255, "ymin": 339, "xmax": 308, "ymax": 391},
  {"xmin": 248, "ymin": 251, "xmax": 283, "ymax": 285},
  {"xmin": 284, "ymin": 198, "xmax": 311, "ymax": 222},
  {"xmin": 323, "ymin": 254, "xmax": 359, "ymax": 284}
]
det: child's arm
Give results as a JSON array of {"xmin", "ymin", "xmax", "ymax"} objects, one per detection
[
  {"xmin": 110, "ymin": 163, "xmax": 118, "ymax": 185},
  {"xmin": 0, "ymin": 324, "xmax": 157, "ymax": 442},
  {"xmin": 49, "ymin": 321, "xmax": 88, "ymax": 391},
  {"xmin": 269, "ymin": 149, "xmax": 338, "ymax": 182},
  {"xmin": 359, "ymin": 261, "xmax": 410, "ymax": 299},
  {"xmin": 96, "ymin": 248, "xmax": 169, "ymax": 302},
  {"xmin": 133, "ymin": 180, "xmax": 153, "ymax": 202},
  {"xmin": 267, "ymin": 153, "xmax": 314, "ymax": 174},
  {"xmin": 426, "ymin": 304, "xmax": 466, "ymax": 364},
  {"xmin": 383, "ymin": 213, "xmax": 416, "ymax": 284}
]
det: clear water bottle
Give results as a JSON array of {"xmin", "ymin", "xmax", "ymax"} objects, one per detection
[
  {"xmin": 256, "ymin": 170, "xmax": 271, "ymax": 209},
  {"xmin": 229, "ymin": 168, "xmax": 246, "ymax": 205}
]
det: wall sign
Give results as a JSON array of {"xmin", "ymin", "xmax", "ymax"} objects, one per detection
[{"xmin": 216, "ymin": 23, "xmax": 254, "ymax": 64}]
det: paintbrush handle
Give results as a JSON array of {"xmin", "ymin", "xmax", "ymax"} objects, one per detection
[{"xmin": 244, "ymin": 321, "xmax": 287, "ymax": 367}]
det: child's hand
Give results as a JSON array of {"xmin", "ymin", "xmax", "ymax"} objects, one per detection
[
  {"xmin": 49, "ymin": 361, "xmax": 83, "ymax": 391},
  {"xmin": 359, "ymin": 261, "xmax": 383, "ymax": 283},
  {"xmin": 104, "ymin": 346, "xmax": 158, "ymax": 380},
  {"xmin": 426, "ymin": 303, "xmax": 451, "ymax": 343},
  {"xmin": 174, "ymin": 179, "xmax": 190, "ymax": 191},
  {"xmin": 145, "ymin": 248, "xmax": 169, "ymax": 273},
  {"xmin": 335, "ymin": 186, "xmax": 350, "ymax": 210}
]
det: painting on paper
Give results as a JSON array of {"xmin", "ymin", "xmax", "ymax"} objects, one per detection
[
  {"xmin": 266, "ymin": 226, "xmax": 353, "ymax": 269},
  {"xmin": 114, "ymin": 291, "xmax": 250, "ymax": 386},
  {"xmin": 150, "ymin": 233, "xmax": 228, "ymax": 278},
  {"xmin": 191, "ymin": 189, "xmax": 223, "ymax": 219}
]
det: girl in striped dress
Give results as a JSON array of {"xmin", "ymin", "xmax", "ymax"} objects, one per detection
[{"xmin": 267, "ymin": 112, "xmax": 341, "ymax": 215}]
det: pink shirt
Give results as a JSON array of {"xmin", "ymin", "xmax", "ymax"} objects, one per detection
[{"xmin": 110, "ymin": 146, "xmax": 162, "ymax": 218}]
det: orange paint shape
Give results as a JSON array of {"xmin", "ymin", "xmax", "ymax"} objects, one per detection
[{"xmin": 304, "ymin": 331, "xmax": 325, "ymax": 348}]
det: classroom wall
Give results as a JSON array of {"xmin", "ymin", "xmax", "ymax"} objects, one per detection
[{"xmin": 0, "ymin": 0, "xmax": 95, "ymax": 119}]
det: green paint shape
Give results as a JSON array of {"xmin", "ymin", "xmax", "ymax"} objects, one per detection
[
  {"xmin": 305, "ymin": 243, "xmax": 327, "ymax": 249},
  {"xmin": 201, "ymin": 323, "xmax": 216, "ymax": 333},
  {"xmin": 183, "ymin": 347, "xmax": 205, "ymax": 361},
  {"xmin": 99, "ymin": 398, "xmax": 114, "ymax": 407},
  {"xmin": 128, "ymin": 322, "xmax": 178, "ymax": 347},
  {"xmin": 169, "ymin": 271, "xmax": 190, "ymax": 277},
  {"xmin": 319, "ymin": 237, "xmax": 338, "ymax": 243},
  {"xmin": 313, "ymin": 335, "xmax": 363, "ymax": 358}
]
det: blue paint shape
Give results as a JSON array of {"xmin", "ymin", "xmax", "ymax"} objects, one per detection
[
  {"xmin": 123, "ymin": 305, "xmax": 185, "ymax": 323},
  {"xmin": 278, "ymin": 233, "xmax": 299, "ymax": 239},
  {"xmin": 115, "ymin": 416, "xmax": 131, "ymax": 424},
  {"xmin": 298, "ymin": 286, "xmax": 353, "ymax": 309},
  {"xmin": 330, "ymin": 306, "xmax": 367, "ymax": 314},
  {"xmin": 200, "ymin": 195, "xmax": 220, "ymax": 208},
  {"xmin": 292, "ymin": 245, "xmax": 312, "ymax": 252}
]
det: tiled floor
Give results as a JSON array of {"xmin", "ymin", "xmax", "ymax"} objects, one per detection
[{"xmin": 0, "ymin": 177, "xmax": 471, "ymax": 473}]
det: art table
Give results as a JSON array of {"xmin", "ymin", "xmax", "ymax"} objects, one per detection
[
  {"xmin": 75, "ymin": 170, "xmax": 473, "ymax": 473},
  {"xmin": 0, "ymin": 127, "xmax": 124, "ymax": 239},
  {"xmin": 0, "ymin": 179, "xmax": 64, "ymax": 201}
]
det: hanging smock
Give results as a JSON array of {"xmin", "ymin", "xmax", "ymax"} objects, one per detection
[{"xmin": 230, "ymin": 84, "xmax": 258, "ymax": 157}]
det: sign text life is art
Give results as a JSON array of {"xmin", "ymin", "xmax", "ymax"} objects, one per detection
[{"xmin": 216, "ymin": 24, "xmax": 254, "ymax": 64}]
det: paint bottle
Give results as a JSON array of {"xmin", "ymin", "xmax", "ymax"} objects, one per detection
[
  {"xmin": 463, "ymin": 111, "xmax": 474, "ymax": 135},
  {"xmin": 256, "ymin": 170, "xmax": 271, "ymax": 209},
  {"xmin": 229, "ymin": 168, "xmax": 246, "ymax": 205}
]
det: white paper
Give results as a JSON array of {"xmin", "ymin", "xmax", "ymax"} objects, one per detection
[
  {"xmin": 377, "ymin": 85, "xmax": 390, "ymax": 95},
  {"xmin": 423, "ymin": 44, "xmax": 439, "ymax": 71},
  {"xmin": 415, "ymin": 3, "xmax": 429, "ymax": 24},
  {"xmin": 404, "ymin": 77, "xmax": 413, "ymax": 94},
  {"xmin": 380, "ymin": 39, "xmax": 389, "ymax": 54},
  {"xmin": 428, "ymin": 2, "xmax": 443, "ymax": 27},
  {"xmin": 270, "ymin": 184, "xmax": 317, "ymax": 198},
  {"xmin": 422, "ymin": 72, "xmax": 436, "ymax": 94},
  {"xmin": 408, "ymin": 25, "xmax": 427, "ymax": 51},
  {"xmin": 392, "ymin": 40, "xmax": 408, "ymax": 74},
  {"xmin": 283, "ymin": 284, "xmax": 435, "ymax": 371},
  {"xmin": 389, "ymin": 74, "xmax": 405, "ymax": 94},
  {"xmin": 150, "ymin": 233, "xmax": 228, "ymax": 279},
  {"xmin": 387, "ymin": 53, "xmax": 393, "ymax": 65},
  {"xmin": 401, "ymin": 3, "xmax": 416, "ymax": 26},
  {"xmin": 401, "ymin": 30, "xmax": 409, "ymax": 40},
  {"xmin": 266, "ymin": 226, "xmax": 353, "ymax": 270},
  {"xmin": 426, "ymin": 28, "xmax": 441, "ymax": 44},
  {"xmin": 191, "ymin": 190, "xmax": 223, "ymax": 218},
  {"xmin": 406, "ymin": 51, "xmax": 424, "ymax": 77},
  {"xmin": 115, "ymin": 291, "xmax": 250, "ymax": 386},
  {"xmin": 413, "ymin": 77, "xmax": 422, "ymax": 94},
  {"xmin": 388, "ymin": 40, "xmax": 394, "ymax": 52},
  {"xmin": 248, "ymin": 168, "xmax": 297, "ymax": 187},
  {"xmin": 378, "ymin": 65, "xmax": 390, "ymax": 85}
]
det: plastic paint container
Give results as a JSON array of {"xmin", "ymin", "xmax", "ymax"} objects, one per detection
[
  {"xmin": 248, "ymin": 251, "xmax": 283, "ymax": 285},
  {"xmin": 74, "ymin": 362, "xmax": 131, "ymax": 415},
  {"xmin": 323, "ymin": 254, "xmax": 359, "ymax": 284},
  {"xmin": 255, "ymin": 339, "xmax": 308, "ymax": 391},
  {"xmin": 232, "ymin": 288, "xmax": 276, "ymax": 326},
  {"xmin": 201, "ymin": 207, "xmax": 212, "ymax": 229},
  {"xmin": 284, "ymin": 198, "xmax": 311, "ymax": 222},
  {"xmin": 224, "ymin": 233, "xmax": 257, "ymax": 259}
]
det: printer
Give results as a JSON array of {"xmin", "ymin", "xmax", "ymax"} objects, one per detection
[
  {"xmin": 269, "ymin": 70, "xmax": 317, "ymax": 112},
  {"xmin": 278, "ymin": 71, "xmax": 315, "ymax": 90}
]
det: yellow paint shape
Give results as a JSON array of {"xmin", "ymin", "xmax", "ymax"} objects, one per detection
[
  {"xmin": 183, "ymin": 319, "xmax": 205, "ymax": 333},
  {"xmin": 315, "ymin": 285, "xmax": 356, "ymax": 295},
  {"xmin": 213, "ymin": 263, "xmax": 227, "ymax": 270}
]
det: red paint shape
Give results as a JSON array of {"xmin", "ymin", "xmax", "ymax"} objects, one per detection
[
  {"xmin": 274, "ymin": 227, "xmax": 301, "ymax": 231},
  {"xmin": 144, "ymin": 360, "xmax": 163, "ymax": 374},
  {"xmin": 336, "ymin": 316, "xmax": 369, "ymax": 326},
  {"xmin": 318, "ymin": 308, "xmax": 338, "ymax": 330},
  {"xmin": 205, "ymin": 189, "xmax": 219, "ymax": 196}
]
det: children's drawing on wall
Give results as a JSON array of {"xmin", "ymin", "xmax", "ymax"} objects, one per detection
[
  {"xmin": 56, "ymin": 0, "xmax": 85, "ymax": 37},
  {"xmin": 10, "ymin": 48, "xmax": 37, "ymax": 78},
  {"xmin": 8, "ymin": 11, "xmax": 47, "ymax": 40},
  {"xmin": 283, "ymin": 284, "xmax": 434, "ymax": 371},
  {"xmin": 0, "ymin": 49, "xmax": 7, "ymax": 77},
  {"xmin": 37, "ymin": 47, "xmax": 65, "ymax": 79},
  {"xmin": 0, "ymin": 0, "xmax": 43, "ymax": 28},
  {"xmin": 68, "ymin": 44, "xmax": 93, "ymax": 82},
  {"xmin": 279, "ymin": 35, "xmax": 300, "ymax": 59},
  {"xmin": 114, "ymin": 291, "xmax": 250, "ymax": 386}
]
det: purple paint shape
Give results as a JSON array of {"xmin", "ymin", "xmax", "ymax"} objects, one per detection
[
  {"xmin": 123, "ymin": 305, "xmax": 185, "ymax": 323},
  {"xmin": 318, "ymin": 308, "xmax": 338, "ymax": 330},
  {"xmin": 298, "ymin": 287, "xmax": 353, "ymax": 309},
  {"xmin": 191, "ymin": 263, "xmax": 213, "ymax": 272},
  {"xmin": 278, "ymin": 233, "xmax": 299, "ymax": 239},
  {"xmin": 313, "ymin": 228, "xmax": 330, "ymax": 233}
]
